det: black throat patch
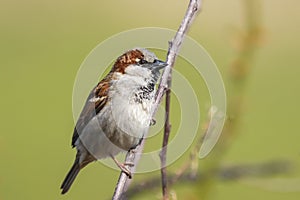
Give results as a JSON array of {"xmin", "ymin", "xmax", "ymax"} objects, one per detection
[{"xmin": 134, "ymin": 82, "xmax": 155, "ymax": 103}]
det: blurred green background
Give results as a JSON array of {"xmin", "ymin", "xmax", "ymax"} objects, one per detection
[{"xmin": 1, "ymin": 0, "xmax": 300, "ymax": 199}]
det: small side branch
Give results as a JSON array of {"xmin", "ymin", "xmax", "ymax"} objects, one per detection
[{"xmin": 159, "ymin": 88, "xmax": 172, "ymax": 200}]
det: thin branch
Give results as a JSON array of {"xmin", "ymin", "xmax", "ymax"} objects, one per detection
[
  {"xmin": 153, "ymin": 0, "xmax": 202, "ymax": 115},
  {"xmin": 159, "ymin": 87, "xmax": 172, "ymax": 200},
  {"xmin": 112, "ymin": 0, "xmax": 202, "ymax": 199}
]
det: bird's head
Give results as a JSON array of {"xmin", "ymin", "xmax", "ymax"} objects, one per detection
[{"xmin": 111, "ymin": 48, "xmax": 167, "ymax": 80}]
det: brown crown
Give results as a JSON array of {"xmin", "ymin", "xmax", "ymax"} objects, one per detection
[{"xmin": 111, "ymin": 49, "xmax": 144, "ymax": 74}]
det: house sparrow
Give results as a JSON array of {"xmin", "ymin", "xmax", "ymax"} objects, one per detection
[{"xmin": 60, "ymin": 48, "xmax": 167, "ymax": 194}]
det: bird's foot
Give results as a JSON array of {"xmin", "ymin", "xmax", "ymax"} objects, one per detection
[{"xmin": 111, "ymin": 156, "xmax": 134, "ymax": 178}]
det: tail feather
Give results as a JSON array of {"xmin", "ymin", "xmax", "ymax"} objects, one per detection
[{"xmin": 61, "ymin": 159, "xmax": 80, "ymax": 194}]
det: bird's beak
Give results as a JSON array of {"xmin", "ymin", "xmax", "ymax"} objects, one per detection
[{"xmin": 151, "ymin": 59, "xmax": 168, "ymax": 71}]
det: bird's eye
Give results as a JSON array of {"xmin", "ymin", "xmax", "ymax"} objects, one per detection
[{"xmin": 139, "ymin": 59, "xmax": 148, "ymax": 65}]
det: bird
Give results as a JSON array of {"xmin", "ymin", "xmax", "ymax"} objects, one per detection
[{"xmin": 60, "ymin": 48, "xmax": 167, "ymax": 194}]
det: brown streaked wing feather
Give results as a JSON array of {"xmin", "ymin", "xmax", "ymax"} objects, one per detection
[{"xmin": 71, "ymin": 74, "xmax": 111, "ymax": 147}]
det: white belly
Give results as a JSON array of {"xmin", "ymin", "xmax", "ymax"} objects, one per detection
[{"xmin": 76, "ymin": 99, "xmax": 152, "ymax": 160}]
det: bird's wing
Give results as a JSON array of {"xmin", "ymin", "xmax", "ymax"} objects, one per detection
[{"xmin": 71, "ymin": 74, "xmax": 111, "ymax": 147}]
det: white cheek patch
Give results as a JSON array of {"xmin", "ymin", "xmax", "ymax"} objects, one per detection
[
  {"xmin": 135, "ymin": 58, "xmax": 141, "ymax": 63},
  {"xmin": 125, "ymin": 65, "xmax": 152, "ymax": 80}
]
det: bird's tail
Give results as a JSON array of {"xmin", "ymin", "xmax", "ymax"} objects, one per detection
[{"xmin": 60, "ymin": 158, "xmax": 81, "ymax": 194}]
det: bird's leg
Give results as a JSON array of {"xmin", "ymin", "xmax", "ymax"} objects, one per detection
[{"xmin": 111, "ymin": 156, "xmax": 133, "ymax": 178}]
